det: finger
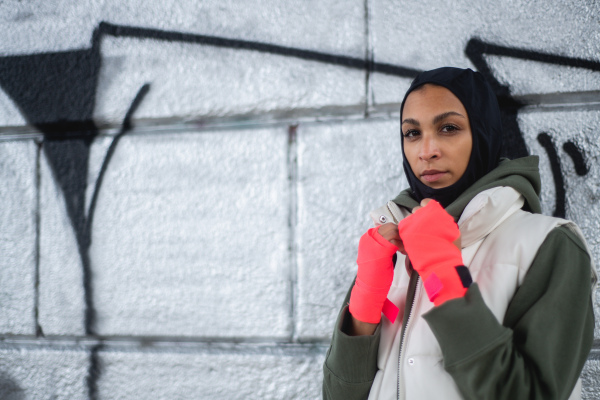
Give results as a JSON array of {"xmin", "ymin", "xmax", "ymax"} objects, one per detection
[
  {"xmin": 420, "ymin": 198, "xmax": 433, "ymax": 207},
  {"xmin": 404, "ymin": 257, "xmax": 412, "ymax": 273},
  {"xmin": 397, "ymin": 241, "xmax": 406, "ymax": 255},
  {"xmin": 412, "ymin": 198, "xmax": 434, "ymax": 213},
  {"xmin": 378, "ymin": 223, "xmax": 400, "ymax": 241},
  {"xmin": 389, "ymin": 239, "xmax": 403, "ymax": 248}
]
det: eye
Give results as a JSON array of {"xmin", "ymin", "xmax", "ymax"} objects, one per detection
[
  {"xmin": 440, "ymin": 124, "xmax": 459, "ymax": 133},
  {"xmin": 403, "ymin": 129, "xmax": 420, "ymax": 140}
]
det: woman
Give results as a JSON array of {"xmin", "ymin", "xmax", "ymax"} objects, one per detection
[{"xmin": 322, "ymin": 67, "xmax": 597, "ymax": 400}]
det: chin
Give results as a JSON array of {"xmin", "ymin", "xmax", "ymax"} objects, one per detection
[{"xmin": 420, "ymin": 180, "xmax": 453, "ymax": 189}]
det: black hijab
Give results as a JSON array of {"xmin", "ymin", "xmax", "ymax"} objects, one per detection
[{"xmin": 400, "ymin": 67, "xmax": 503, "ymax": 208}]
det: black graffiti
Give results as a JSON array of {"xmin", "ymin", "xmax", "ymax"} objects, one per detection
[
  {"xmin": 98, "ymin": 22, "xmax": 421, "ymax": 78},
  {"xmin": 80, "ymin": 88, "xmax": 149, "ymax": 400},
  {"xmin": 535, "ymin": 135, "xmax": 589, "ymax": 218},
  {"xmin": 563, "ymin": 141, "xmax": 589, "ymax": 176},
  {"xmin": 466, "ymin": 38, "xmax": 600, "ymax": 217},
  {"xmin": 0, "ymin": 41, "xmax": 100, "ymax": 349},
  {"xmin": 86, "ymin": 343, "xmax": 104, "ymax": 400},
  {"xmin": 0, "ymin": 23, "xmax": 421, "ymax": 400},
  {"xmin": 0, "ymin": 44, "xmax": 101, "ymax": 340},
  {"xmin": 0, "ymin": 41, "xmax": 147, "ymax": 398},
  {"xmin": 0, "ymin": 23, "xmax": 421, "ymax": 336},
  {"xmin": 537, "ymin": 133, "xmax": 566, "ymax": 217},
  {"xmin": 536, "ymin": 134, "xmax": 590, "ymax": 218},
  {"xmin": 0, "ymin": 22, "xmax": 599, "ymax": 399}
]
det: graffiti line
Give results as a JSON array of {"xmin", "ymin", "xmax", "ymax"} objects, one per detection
[
  {"xmin": 87, "ymin": 343, "xmax": 103, "ymax": 400},
  {"xmin": 563, "ymin": 141, "xmax": 589, "ymax": 176},
  {"xmin": 86, "ymin": 83, "xmax": 151, "ymax": 236},
  {"xmin": 537, "ymin": 132, "xmax": 566, "ymax": 218},
  {"xmin": 83, "ymin": 84, "xmax": 149, "ymax": 334},
  {"xmin": 97, "ymin": 22, "xmax": 421, "ymax": 78},
  {"xmin": 34, "ymin": 143, "xmax": 43, "ymax": 338},
  {"xmin": 468, "ymin": 38, "xmax": 600, "ymax": 72},
  {"xmin": 81, "ymin": 84, "xmax": 149, "ymax": 400}
]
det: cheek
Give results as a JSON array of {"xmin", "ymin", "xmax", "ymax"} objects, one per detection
[
  {"xmin": 403, "ymin": 144, "xmax": 419, "ymax": 170},
  {"xmin": 454, "ymin": 138, "xmax": 473, "ymax": 172}
]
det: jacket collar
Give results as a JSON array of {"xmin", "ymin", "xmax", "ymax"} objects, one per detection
[{"xmin": 458, "ymin": 186, "xmax": 524, "ymax": 247}]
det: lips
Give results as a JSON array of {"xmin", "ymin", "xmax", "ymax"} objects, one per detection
[{"xmin": 421, "ymin": 170, "xmax": 447, "ymax": 183}]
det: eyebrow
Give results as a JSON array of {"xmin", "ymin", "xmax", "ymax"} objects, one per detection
[{"xmin": 401, "ymin": 111, "xmax": 467, "ymax": 126}]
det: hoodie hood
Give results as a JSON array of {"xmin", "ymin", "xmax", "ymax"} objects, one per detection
[
  {"xmin": 400, "ymin": 67, "xmax": 504, "ymax": 208},
  {"xmin": 393, "ymin": 156, "xmax": 542, "ymax": 220}
]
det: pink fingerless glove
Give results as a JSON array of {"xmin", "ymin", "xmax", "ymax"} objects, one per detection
[
  {"xmin": 349, "ymin": 226, "xmax": 399, "ymax": 324},
  {"xmin": 397, "ymin": 200, "xmax": 472, "ymax": 307}
]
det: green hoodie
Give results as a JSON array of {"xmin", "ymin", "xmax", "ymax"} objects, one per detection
[{"xmin": 323, "ymin": 156, "xmax": 595, "ymax": 400}]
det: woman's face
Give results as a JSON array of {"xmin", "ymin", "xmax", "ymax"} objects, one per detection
[{"xmin": 402, "ymin": 84, "xmax": 473, "ymax": 189}]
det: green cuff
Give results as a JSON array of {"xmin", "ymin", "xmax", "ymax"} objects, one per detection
[
  {"xmin": 324, "ymin": 306, "xmax": 381, "ymax": 383},
  {"xmin": 423, "ymin": 284, "xmax": 512, "ymax": 369}
]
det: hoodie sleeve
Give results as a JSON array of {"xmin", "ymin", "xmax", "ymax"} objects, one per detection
[
  {"xmin": 423, "ymin": 225, "xmax": 595, "ymax": 400},
  {"xmin": 322, "ymin": 284, "xmax": 381, "ymax": 400}
]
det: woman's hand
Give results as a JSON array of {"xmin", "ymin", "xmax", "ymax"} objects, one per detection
[
  {"xmin": 397, "ymin": 200, "xmax": 471, "ymax": 306},
  {"xmin": 412, "ymin": 198, "xmax": 461, "ymax": 250},
  {"xmin": 378, "ymin": 222, "xmax": 405, "ymax": 254},
  {"xmin": 411, "ymin": 198, "xmax": 434, "ymax": 213},
  {"xmin": 348, "ymin": 226, "xmax": 399, "ymax": 329},
  {"xmin": 378, "ymin": 198, "xmax": 461, "ymax": 255}
]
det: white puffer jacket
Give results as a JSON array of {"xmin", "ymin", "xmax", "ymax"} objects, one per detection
[{"xmin": 366, "ymin": 186, "xmax": 595, "ymax": 400}]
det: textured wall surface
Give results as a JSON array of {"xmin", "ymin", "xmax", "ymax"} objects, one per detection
[{"xmin": 0, "ymin": 1, "xmax": 599, "ymax": 399}]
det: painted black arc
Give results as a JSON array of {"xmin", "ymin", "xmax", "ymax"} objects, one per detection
[
  {"xmin": 563, "ymin": 141, "xmax": 589, "ymax": 176},
  {"xmin": 537, "ymin": 133, "xmax": 566, "ymax": 218},
  {"xmin": 82, "ymin": 85, "xmax": 149, "ymax": 400}
]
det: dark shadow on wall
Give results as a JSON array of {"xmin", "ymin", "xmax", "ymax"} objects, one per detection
[
  {"xmin": 0, "ymin": 373, "xmax": 25, "ymax": 400},
  {"xmin": 0, "ymin": 22, "xmax": 599, "ymax": 399},
  {"xmin": 0, "ymin": 48, "xmax": 100, "ymax": 336},
  {"xmin": 0, "ymin": 30, "xmax": 148, "ymax": 399}
]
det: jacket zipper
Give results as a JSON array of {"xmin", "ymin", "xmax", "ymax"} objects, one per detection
[
  {"xmin": 385, "ymin": 200, "xmax": 417, "ymax": 400},
  {"xmin": 397, "ymin": 271, "xmax": 420, "ymax": 400}
]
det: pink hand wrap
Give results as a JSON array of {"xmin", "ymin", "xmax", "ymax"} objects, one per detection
[
  {"xmin": 397, "ymin": 200, "xmax": 471, "ymax": 306},
  {"xmin": 349, "ymin": 226, "xmax": 399, "ymax": 324}
]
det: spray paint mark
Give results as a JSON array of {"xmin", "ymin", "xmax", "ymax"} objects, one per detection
[
  {"xmin": 538, "ymin": 132, "xmax": 566, "ymax": 218},
  {"xmin": 563, "ymin": 141, "xmax": 589, "ymax": 176}
]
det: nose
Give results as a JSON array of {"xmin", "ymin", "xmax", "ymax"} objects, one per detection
[{"xmin": 418, "ymin": 135, "xmax": 441, "ymax": 161}]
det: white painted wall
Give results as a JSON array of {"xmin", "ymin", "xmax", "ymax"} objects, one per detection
[{"xmin": 0, "ymin": 1, "xmax": 599, "ymax": 398}]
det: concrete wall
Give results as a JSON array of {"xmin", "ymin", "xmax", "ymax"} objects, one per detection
[{"xmin": 0, "ymin": 1, "xmax": 599, "ymax": 398}]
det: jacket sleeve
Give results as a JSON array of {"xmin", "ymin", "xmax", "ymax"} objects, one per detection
[
  {"xmin": 423, "ymin": 225, "xmax": 595, "ymax": 400},
  {"xmin": 322, "ymin": 284, "xmax": 381, "ymax": 400}
]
